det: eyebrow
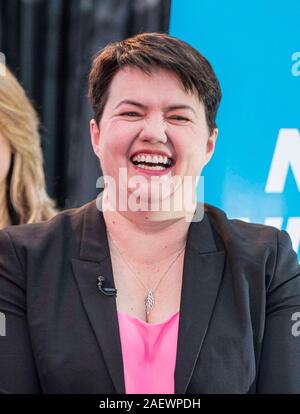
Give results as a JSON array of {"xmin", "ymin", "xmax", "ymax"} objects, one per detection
[{"xmin": 114, "ymin": 99, "xmax": 197, "ymax": 116}]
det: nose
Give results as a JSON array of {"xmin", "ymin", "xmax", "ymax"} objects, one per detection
[{"xmin": 138, "ymin": 115, "xmax": 168, "ymax": 144}]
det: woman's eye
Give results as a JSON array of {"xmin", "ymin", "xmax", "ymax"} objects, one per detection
[
  {"xmin": 169, "ymin": 115, "xmax": 189, "ymax": 122},
  {"xmin": 120, "ymin": 112, "xmax": 140, "ymax": 117}
]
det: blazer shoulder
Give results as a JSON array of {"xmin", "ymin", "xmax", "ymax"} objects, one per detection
[
  {"xmin": 204, "ymin": 203, "xmax": 280, "ymax": 246},
  {"xmin": 204, "ymin": 204, "xmax": 299, "ymax": 289},
  {"xmin": 0, "ymin": 200, "xmax": 94, "ymax": 251}
]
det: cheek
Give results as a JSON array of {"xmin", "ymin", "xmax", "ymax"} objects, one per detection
[
  {"xmin": 177, "ymin": 136, "xmax": 206, "ymax": 163},
  {"xmin": 177, "ymin": 140, "xmax": 207, "ymax": 177},
  {"xmin": 98, "ymin": 124, "xmax": 135, "ymax": 174},
  {"xmin": 100, "ymin": 122, "xmax": 138, "ymax": 160}
]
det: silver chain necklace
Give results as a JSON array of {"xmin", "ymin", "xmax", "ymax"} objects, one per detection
[{"xmin": 108, "ymin": 235, "xmax": 185, "ymax": 317}]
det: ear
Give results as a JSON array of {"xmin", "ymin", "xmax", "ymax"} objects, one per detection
[
  {"xmin": 90, "ymin": 119, "xmax": 101, "ymax": 158},
  {"xmin": 204, "ymin": 128, "xmax": 218, "ymax": 166}
]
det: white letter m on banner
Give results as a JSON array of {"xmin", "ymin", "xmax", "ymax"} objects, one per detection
[{"xmin": 265, "ymin": 129, "xmax": 300, "ymax": 193}]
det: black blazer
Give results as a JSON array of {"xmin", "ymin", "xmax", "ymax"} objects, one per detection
[{"xmin": 0, "ymin": 200, "xmax": 299, "ymax": 394}]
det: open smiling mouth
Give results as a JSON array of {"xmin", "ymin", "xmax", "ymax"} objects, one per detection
[{"xmin": 129, "ymin": 153, "xmax": 175, "ymax": 171}]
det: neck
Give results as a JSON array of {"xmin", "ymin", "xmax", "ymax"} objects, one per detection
[
  {"xmin": 101, "ymin": 188, "xmax": 193, "ymax": 264},
  {"xmin": 0, "ymin": 182, "xmax": 11, "ymax": 229}
]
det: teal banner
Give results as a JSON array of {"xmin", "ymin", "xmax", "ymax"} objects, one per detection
[{"xmin": 170, "ymin": 0, "xmax": 300, "ymax": 259}]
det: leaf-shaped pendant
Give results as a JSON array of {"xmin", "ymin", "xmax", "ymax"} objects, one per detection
[{"xmin": 145, "ymin": 290, "xmax": 155, "ymax": 315}]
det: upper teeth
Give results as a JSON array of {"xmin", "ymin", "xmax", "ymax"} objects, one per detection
[{"xmin": 131, "ymin": 154, "xmax": 171, "ymax": 165}]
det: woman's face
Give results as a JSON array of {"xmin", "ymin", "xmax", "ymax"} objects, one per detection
[
  {"xmin": 0, "ymin": 132, "xmax": 12, "ymax": 186},
  {"xmin": 90, "ymin": 66, "xmax": 218, "ymax": 213}
]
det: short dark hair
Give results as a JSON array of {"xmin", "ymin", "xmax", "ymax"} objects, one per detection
[{"xmin": 88, "ymin": 32, "xmax": 222, "ymax": 134}]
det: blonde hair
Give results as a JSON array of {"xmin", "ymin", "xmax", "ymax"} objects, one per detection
[{"xmin": 0, "ymin": 63, "xmax": 57, "ymax": 224}]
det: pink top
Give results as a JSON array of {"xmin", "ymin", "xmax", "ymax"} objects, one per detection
[{"xmin": 117, "ymin": 311, "xmax": 180, "ymax": 394}]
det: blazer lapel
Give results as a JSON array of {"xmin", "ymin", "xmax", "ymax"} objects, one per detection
[
  {"xmin": 71, "ymin": 198, "xmax": 225, "ymax": 395},
  {"xmin": 175, "ymin": 212, "xmax": 226, "ymax": 394},
  {"xmin": 71, "ymin": 198, "xmax": 125, "ymax": 394}
]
